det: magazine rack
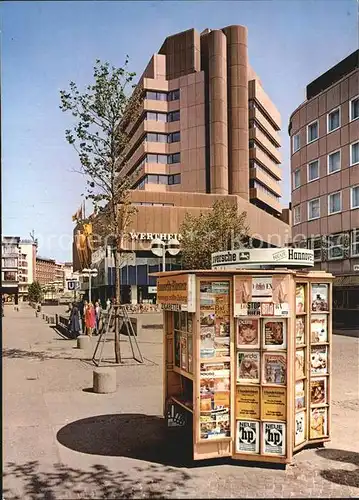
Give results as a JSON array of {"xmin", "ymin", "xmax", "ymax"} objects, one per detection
[{"xmin": 157, "ymin": 269, "xmax": 333, "ymax": 466}]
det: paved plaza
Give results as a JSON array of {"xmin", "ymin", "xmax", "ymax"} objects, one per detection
[{"xmin": 2, "ymin": 305, "xmax": 359, "ymax": 498}]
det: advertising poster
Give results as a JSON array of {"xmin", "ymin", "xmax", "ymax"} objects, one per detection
[
  {"xmin": 237, "ymin": 319, "xmax": 260, "ymax": 348},
  {"xmin": 260, "ymin": 302, "xmax": 274, "ymax": 317},
  {"xmin": 310, "ymin": 314, "xmax": 328, "ymax": 343},
  {"xmin": 263, "ymin": 353, "xmax": 286, "ymax": 385},
  {"xmin": 252, "ymin": 277, "xmax": 273, "ymax": 300},
  {"xmin": 295, "ymin": 349, "xmax": 305, "ymax": 379},
  {"xmin": 180, "ymin": 334, "xmax": 188, "ymax": 371},
  {"xmin": 310, "ymin": 377, "xmax": 327, "ymax": 406},
  {"xmin": 247, "ymin": 302, "xmax": 261, "ymax": 316},
  {"xmin": 311, "ymin": 284, "xmax": 329, "ymax": 312},
  {"xmin": 261, "ymin": 387, "xmax": 286, "ymax": 421},
  {"xmin": 234, "ymin": 276, "xmax": 252, "ymax": 316},
  {"xmin": 310, "ymin": 407, "xmax": 328, "ymax": 439},
  {"xmin": 236, "ymin": 386, "xmax": 260, "ymax": 420},
  {"xmin": 236, "ymin": 421, "xmax": 260, "ymax": 454},
  {"xmin": 237, "ymin": 351, "xmax": 260, "ymax": 383},
  {"xmin": 272, "ymin": 275, "xmax": 290, "ymax": 316},
  {"xmin": 296, "ymin": 284, "xmax": 306, "ymax": 314},
  {"xmin": 263, "ymin": 422, "xmax": 286, "ymax": 456},
  {"xmin": 295, "ymin": 411, "xmax": 306, "ymax": 446},
  {"xmin": 263, "ymin": 319, "xmax": 287, "ymax": 349},
  {"xmin": 310, "ymin": 345, "xmax": 328, "ymax": 375},
  {"xmin": 296, "ymin": 317, "xmax": 305, "ymax": 346},
  {"xmin": 295, "ymin": 380, "xmax": 305, "ymax": 411}
]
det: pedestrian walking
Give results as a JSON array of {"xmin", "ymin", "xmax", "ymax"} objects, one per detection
[
  {"xmin": 69, "ymin": 302, "xmax": 81, "ymax": 338},
  {"xmin": 85, "ymin": 301, "xmax": 96, "ymax": 336},
  {"xmin": 94, "ymin": 300, "xmax": 102, "ymax": 335},
  {"xmin": 106, "ymin": 298, "xmax": 111, "ymax": 311}
]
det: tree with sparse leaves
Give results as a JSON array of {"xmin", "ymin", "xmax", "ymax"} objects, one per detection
[
  {"xmin": 59, "ymin": 58, "xmax": 142, "ymax": 363},
  {"xmin": 28, "ymin": 281, "xmax": 43, "ymax": 303},
  {"xmin": 179, "ymin": 200, "xmax": 249, "ymax": 270}
]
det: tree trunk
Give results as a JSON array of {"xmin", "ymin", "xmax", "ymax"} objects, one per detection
[{"xmin": 113, "ymin": 249, "xmax": 121, "ymax": 363}]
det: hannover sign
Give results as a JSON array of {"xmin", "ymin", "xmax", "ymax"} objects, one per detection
[{"xmin": 211, "ymin": 248, "xmax": 314, "ymax": 270}]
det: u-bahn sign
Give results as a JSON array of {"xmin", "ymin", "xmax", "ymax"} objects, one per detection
[
  {"xmin": 211, "ymin": 248, "xmax": 314, "ymax": 270},
  {"xmin": 67, "ymin": 280, "xmax": 80, "ymax": 291}
]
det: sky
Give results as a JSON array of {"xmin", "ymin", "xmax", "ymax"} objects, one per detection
[{"xmin": 2, "ymin": 0, "xmax": 358, "ymax": 262}]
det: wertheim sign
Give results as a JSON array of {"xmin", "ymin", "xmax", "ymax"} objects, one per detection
[
  {"xmin": 212, "ymin": 248, "xmax": 314, "ymax": 270},
  {"xmin": 129, "ymin": 231, "xmax": 182, "ymax": 242}
]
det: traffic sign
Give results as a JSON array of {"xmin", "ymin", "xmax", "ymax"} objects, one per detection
[{"xmin": 67, "ymin": 280, "xmax": 80, "ymax": 291}]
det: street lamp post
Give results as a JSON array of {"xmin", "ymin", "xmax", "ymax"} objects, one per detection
[
  {"xmin": 81, "ymin": 268, "xmax": 98, "ymax": 303},
  {"xmin": 151, "ymin": 238, "xmax": 180, "ymax": 272}
]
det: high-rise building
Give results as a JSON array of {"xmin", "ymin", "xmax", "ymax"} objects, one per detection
[
  {"xmin": 1, "ymin": 236, "xmax": 20, "ymax": 303},
  {"xmin": 74, "ymin": 25, "xmax": 291, "ymax": 304},
  {"xmin": 289, "ymin": 49, "xmax": 359, "ymax": 326},
  {"xmin": 36, "ymin": 256, "xmax": 57, "ymax": 286},
  {"xmin": 18, "ymin": 240, "xmax": 37, "ymax": 301}
]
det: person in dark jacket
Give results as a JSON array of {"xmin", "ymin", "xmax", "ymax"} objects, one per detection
[{"xmin": 69, "ymin": 302, "xmax": 81, "ymax": 338}]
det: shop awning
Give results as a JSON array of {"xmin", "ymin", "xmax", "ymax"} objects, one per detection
[{"xmin": 334, "ymin": 275, "xmax": 359, "ymax": 287}]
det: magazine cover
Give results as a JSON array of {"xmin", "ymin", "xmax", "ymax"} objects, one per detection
[
  {"xmin": 296, "ymin": 284, "xmax": 306, "ymax": 314},
  {"xmin": 236, "ymin": 386, "xmax": 260, "ymax": 420},
  {"xmin": 215, "ymin": 294, "xmax": 230, "ymax": 318},
  {"xmin": 310, "ymin": 345, "xmax": 328, "ymax": 375},
  {"xmin": 263, "ymin": 319, "xmax": 287, "ymax": 349},
  {"xmin": 310, "ymin": 377, "xmax": 327, "ymax": 405},
  {"xmin": 310, "ymin": 407, "xmax": 328, "ymax": 438},
  {"xmin": 180, "ymin": 334, "xmax": 188, "ymax": 371},
  {"xmin": 214, "ymin": 336, "xmax": 230, "ymax": 358},
  {"xmin": 211, "ymin": 281, "xmax": 230, "ymax": 295},
  {"xmin": 263, "ymin": 353, "xmax": 286, "ymax": 385},
  {"xmin": 188, "ymin": 336, "xmax": 193, "ymax": 374},
  {"xmin": 237, "ymin": 319, "xmax": 260, "ymax": 348},
  {"xmin": 261, "ymin": 387, "xmax": 286, "ymax": 421},
  {"xmin": 200, "ymin": 312, "xmax": 215, "ymax": 327},
  {"xmin": 234, "ymin": 276, "xmax": 252, "ymax": 316},
  {"xmin": 272, "ymin": 275, "xmax": 290, "ymax": 316},
  {"xmin": 236, "ymin": 421, "xmax": 260, "ymax": 453},
  {"xmin": 295, "ymin": 349, "xmax": 305, "ymax": 379},
  {"xmin": 310, "ymin": 314, "xmax": 328, "ymax": 343},
  {"xmin": 237, "ymin": 351, "xmax": 260, "ymax": 383},
  {"xmin": 296, "ymin": 317, "xmax": 305, "ymax": 346},
  {"xmin": 295, "ymin": 380, "xmax": 305, "ymax": 410},
  {"xmin": 263, "ymin": 422, "xmax": 286, "ymax": 455},
  {"xmin": 311, "ymin": 284, "xmax": 329, "ymax": 312},
  {"xmin": 187, "ymin": 315, "xmax": 193, "ymax": 334},
  {"xmin": 295, "ymin": 411, "xmax": 306, "ymax": 446},
  {"xmin": 200, "ymin": 416, "xmax": 230, "ymax": 440},
  {"xmin": 215, "ymin": 318, "xmax": 230, "ymax": 337},
  {"xmin": 200, "ymin": 326, "xmax": 215, "ymax": 358}
]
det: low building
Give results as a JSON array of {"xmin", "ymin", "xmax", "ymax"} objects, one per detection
[{"xmin": 18, "ymin": 240, "xmax": 37, "ymax": 301}]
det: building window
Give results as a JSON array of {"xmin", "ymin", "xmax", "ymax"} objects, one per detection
[
  {"xmin": 3, "ymin": 271, "xmax": 16, "ymax": 281},
  {"xmin": 328, "ymin": 191, "xmax": 342, "ymax": 215},
  {"xmin": 307, "ymin": 120, "xmax": 319, "ymax": 143},
  {"xmin": 2, "ymin": 258, "xmax": 17, "ymax": 268},
  {"xmin": 293, "ymin": 205, "xmax": 301, "ymax": 225},
  {"xmin": 168, "ymin": 131, "xmax": 180, "ymax": 143},
  {"xmin": 146, "ymin": 133, "xmax": 167, "ymax": 143},
  {"xmin": 350, "ymin": 96, "xmax": 359, "ymax": 121},
  {"xmin": 328, "ymin": 150, "xmax": 341, "ymax": 174},
  {"xmin": 146, "ymin": 111, "xmax": 167, "ymax": 122},
  {"xmin": 293, "ymin": 134, "xmax": 300, "ymax": 153},
  {"xmin": 168, "ymin": 174, "xmax": 181, "ymax": 185},
  {"xmin": 308, "ymin": 198, "xmax": 320, "ymax": 220},
  {"xmin": 351, "ymin": 186, "xmax": 359, "ymax": 209},
  {"xmin": 145, "ymin": 91, "xmax": 167, "ymax": 101},
  {"xmin": 147, "ymin": 153, "xmax": 167, "ymax": 164},
  {"xmin": 168, "ymin": 152, "xmax": 181, "ymax": 164},
  {"xmin": 308, "ymin": 237, "xmax": 322, "ymax": 262},
  {"xmin": 350, "ymin": 141, "xmax": 359, "ymax": 166},
  {"xmin": 308, "ymin": 160, "xmax": 319, "ymax": 182},
  {"xmin": 328, "ymin": 233, "xmax": 344, "ymax": 260},
  {"xmin": 351, "ymin": 229, "xmax": 359, "ymax": 256},
  {"xmin": 168, "ymin": 110, "xmax": 180, "ymax": 122},
  {"xmin": 168, "ymin": 89, "xmax": 180, "ymax": 101},
  {"xmin": 293, "ymin": 169, "xmax": 301, "ymax": 189},
  {"xmin": 327, "ymin": 107, "xmax": 340, "ymax": 133}
]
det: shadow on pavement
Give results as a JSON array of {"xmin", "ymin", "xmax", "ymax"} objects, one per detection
[
  {"xmin": 2, "ymin": 347, "xmax": 81, "ymax": 362},
  {"xmin": 3, "ymin": 460, "xmax": 192, "ymax": 499},
  {"xmin": 316, "ymin": 448, "xmax": 359, "ymax": 488},
  {"xmin": 56, "ymin": 413, "xmax": 195, "ymax": 467}
]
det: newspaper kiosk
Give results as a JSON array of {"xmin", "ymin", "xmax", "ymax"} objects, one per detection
[{"xmin": 156, "ymin": 248, "xmax": 333, "ymax": 466}]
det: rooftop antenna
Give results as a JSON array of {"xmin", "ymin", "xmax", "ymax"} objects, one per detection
[{"xmin": 29, "ymin": 229, "xmax": 38, "ymax": 247}]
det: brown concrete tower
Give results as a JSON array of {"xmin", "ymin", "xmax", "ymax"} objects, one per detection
[{"xmin": 223, "ymin": 25, "xmax": 249, "ymax": 200}]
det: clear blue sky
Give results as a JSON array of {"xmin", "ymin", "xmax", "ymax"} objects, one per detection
[{"xmin": 2, "ymin": 0, "xmax": 357, "ymax": 262}]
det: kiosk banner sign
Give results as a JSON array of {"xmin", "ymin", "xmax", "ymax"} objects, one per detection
[
  {"xmin": 212, "ymin": 248, "xmax": 314, "ymax": 270},
  {"xmin": 157, "ymin": 274, "xmax": 196, "ymax": 312}
]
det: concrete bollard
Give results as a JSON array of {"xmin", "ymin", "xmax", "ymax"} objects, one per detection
[
  {"xmin": 77, "ymin": 335, "xmax": 91, "ymax": 349},
  {"xmin": 42, "ymin": 313, "xmax": 45, "ymax": 320},
  {"xmin": 48, "ymin": 316, "xmax": 55, "ymax": 325},
  {"xmin": 93, "ymin": 368, "xmax": 116, "ymax": 394}
]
